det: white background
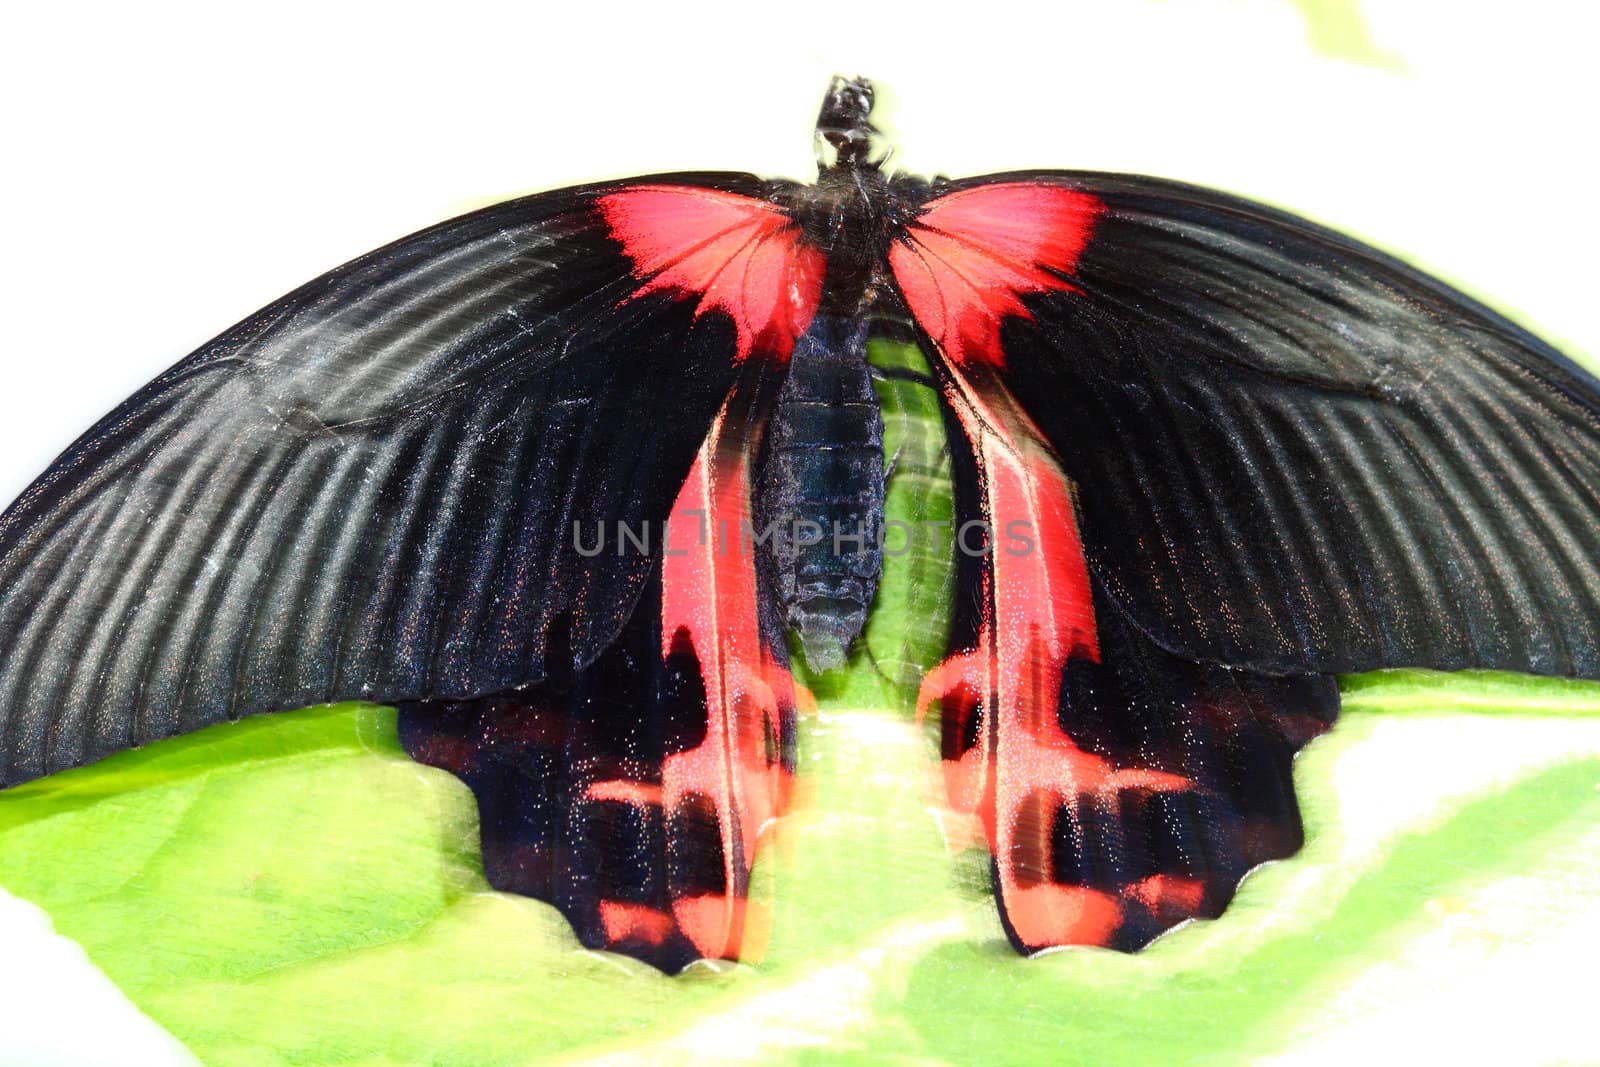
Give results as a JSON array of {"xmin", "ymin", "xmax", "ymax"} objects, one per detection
[
  {"xmin": 2, "ymin": 1, "xmax": 1597, "ymax": 509},
  {"xmin": 0, "ymin": 1, "xmax": 1597, "ymax": 1063}
]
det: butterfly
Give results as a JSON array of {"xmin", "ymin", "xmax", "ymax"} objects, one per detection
[{"xmin": 0, "ymin": 76, "xmax": 1596, "ymax": 974}]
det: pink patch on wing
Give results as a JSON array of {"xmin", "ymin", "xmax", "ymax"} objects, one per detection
[
  {"xmin": 889, "ymin": 183, "xmax": 1102, "ymax": 368},
  {"xmin": 598, "ymin": 902, "xmax": 676, "ymax": 947},
  {"xmin": 1123, "ymin": 875, "xmax": 1207, "ymax": 919},
  {"xmin": 597, "ymin": 186, "xmax": 825, "ymax": 361},
  {"xmin": 584, "ymin": 780, "xmax": 664, "ymax": 806}
]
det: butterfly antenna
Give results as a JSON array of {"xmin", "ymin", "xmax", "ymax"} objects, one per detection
[{"xmin": 815, "ymin": 75, "xmax": 883, "ymax": 173}]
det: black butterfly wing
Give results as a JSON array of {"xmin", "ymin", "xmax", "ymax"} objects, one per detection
[
  {"xmin": 0, "ymin": 174, "xmax": 819, "ymax": 970},
  {"xmin": 956, "ymin": 171, "xmax": 1600, "ymax": 679},
  {"xmin": 908, "ymin": 347, "xmax": 1335, "ymax": 951},
  {"xmin": 890, "ymin": 173, "xmax": 1599, "ymax": 952},
  {"xmin": 399, "ymin": 370, "xmax": 801, "ymax": 972},
  {"xmin": 0, "ymin": 173, "xmax": 801, "ymax": 784}
]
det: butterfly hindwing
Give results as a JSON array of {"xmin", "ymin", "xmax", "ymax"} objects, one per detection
[
  {"xmin": 398, "ymin": 374, "xmax": 801, "ymax": 971},
  {"xmin": 887, "ymin": 180, "xmax": 1331, "ymax": 951},
  {"xmin": 908, "ymin": 346, "xmax": 1338, "ymax": 951},
  {"xmin": 891, "ymin": 171, "xmax": 1599, "ymax": 952},
  {"xmin": 402, "ymin": 371, "xmax": 800, "ymax": 970}
]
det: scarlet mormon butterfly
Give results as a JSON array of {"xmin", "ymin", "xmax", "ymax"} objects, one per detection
[{"xmin": 1, "ymin": 77, "xmax": 1596, "ymax": 972}]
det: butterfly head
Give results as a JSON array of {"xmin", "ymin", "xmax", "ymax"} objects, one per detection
[{"xmin": 816, "ymin": 75, "xmax": 885, "ymax": 174}]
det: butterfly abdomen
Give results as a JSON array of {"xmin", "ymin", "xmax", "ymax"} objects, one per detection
[{"xmin": 754, "ymin": 314, "xmax": 884, "ymax": 672}]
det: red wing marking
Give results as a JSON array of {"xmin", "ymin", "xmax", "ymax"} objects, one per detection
[
  {"xmin": 584, "ymin": 780, "xmax": 664, "ymax": 806},
  {"xmin": 576, "ymin": 387, "xmax": 798, "ymax": 964},
  {"xmin": 1123, "ymin": 875, "xmax": 1207, "ymax": 921},
  {"xmin": 597, "ymin": 186, "xmax": 825, "ymax": 361},
  {"xmin": 889, "ymin": 183, "xmax": 1102, "ymax": 368},
  {"xmin": 917, "ymin": 365, "xmax": 1193, "ymax": 950},
  {"xmin": 1006, "ymin": 886, "xmax": 1124, "ymax": 948},
  {"xmin": 655, "ymin": 393, "xmax": 799, "ymax": 961},
  {"xmin": 598, "ymin": 902, "xmax": 676, "ymax": 948}
]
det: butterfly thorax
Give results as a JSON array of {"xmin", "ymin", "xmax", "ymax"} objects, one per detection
[{"xmin": 793, "ymin": 168, "xmax": 897, "ymax": 315}]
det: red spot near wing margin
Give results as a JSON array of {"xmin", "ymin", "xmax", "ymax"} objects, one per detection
[
  {"xmin": 889, "ymin": 182, "xmax": 1102, "ymax": 368},
  {"xmin": 597, "ymin": 186, "xmax": 825, "ymax": 361}
]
